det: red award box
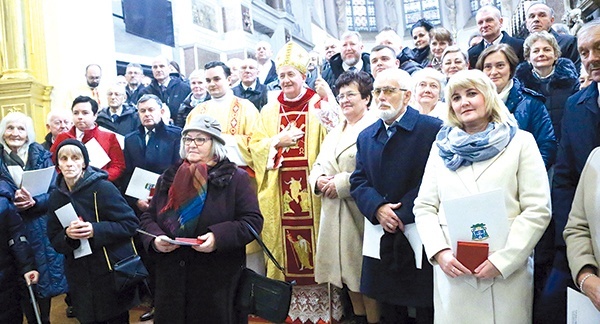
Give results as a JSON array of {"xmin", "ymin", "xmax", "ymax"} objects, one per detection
[{"xmin": 456, "ymin": 241, "xmax": 489, "ymax": 272}]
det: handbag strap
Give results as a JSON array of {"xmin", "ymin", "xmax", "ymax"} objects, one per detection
[
  {"xmin": 243, "ymin": 221, "xmax": 285, "ymax": 273},
  {"xmin": 93, "ymin": 191, "xmax": 138, "ymax": 272}
]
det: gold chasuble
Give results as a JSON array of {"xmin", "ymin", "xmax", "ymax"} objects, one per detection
[{"xmin": 251, "ymin": 88, "xmax": 326, "ymax": 285}]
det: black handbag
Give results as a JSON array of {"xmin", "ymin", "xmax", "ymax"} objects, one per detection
[
  {"xmin": 235, "ymin": 222, "xmax": 295, "ymax": 323},
  {"xmin": 94, "ymin": 192, "xmax": 149, "ymax": 292}
]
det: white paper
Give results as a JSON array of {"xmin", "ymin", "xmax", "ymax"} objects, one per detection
[
  {"xmin": 55, "ymin": 203, "xmax": 92, "ymax": 259},
  {"xmin": 404, "ymin": 224, "xmax": 423, "ymax": 269},
  {"xmin": 567, "ymin": 287, "xmax": 600, "ymax": 324},
  {"xmin": 136, "ymin": 229, "xmax": 200, "ymax": 246},
  {"xmin": 362, "ymin": 221, "xmax": 384, "ymax": 259},
  {"xmin": 443, "ymin": 189, "xmax": 509, "ymax": 252},
  {"xmin": 7, "ymin": 165, "xmax": 23, "ymax": 188},
  {"xmin": 125, "ymin": 168, "xmax": 160, "ymax": 200},
  {"xmin": 21, "ymin": 166, "xmax": 54, "ymax": 197},
  {"xmin": 85, "ymin": 138, "xmax": 111, "ymax": 169},
  {"xmin": 98, "ymin": 126, "xmax": 125, "ymax": 149}
]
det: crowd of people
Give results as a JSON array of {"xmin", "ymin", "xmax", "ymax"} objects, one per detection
[{"xmin": 1, "ymin": 2, "xmax": 600, "ymax": 323}]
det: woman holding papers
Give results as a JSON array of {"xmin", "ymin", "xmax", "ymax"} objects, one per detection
[
  {"xmin": 139, "ymin": 114, "xmax": 263, "ymax": 323},
  {"xmin": 413, "ymin": 70, "xmax": 551, "ymax": 323},
  {"xmin": 309, "ymin": 71, "xmax": 379, "ymax": 324},
  {"xmin": 564, "ymin": 147, "xmax": 600, "ymax": 311},
  {"xmin": 0, "ymin": 112, "xmax": 67, "ymax": 323},
  {"xmin": 47, "ymin": 139, "xmax": 139, "ymax": 323}
]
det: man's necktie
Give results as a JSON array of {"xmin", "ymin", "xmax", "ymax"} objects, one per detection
[
  {"xmin": 349, "ymin": 66, "xmax": 357, "ymax": 72},
  {"xmin": 111, "ymin": 114, "xmax": 118, "ymax": 123},
  {"xmin": 146, "ymin": 130, "xmax": 155, "ymax": 147}
]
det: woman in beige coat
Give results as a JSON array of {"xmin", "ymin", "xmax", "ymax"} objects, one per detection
[
  {"xmin": 564, "ymin": 147, "xmax": 600, "ymax": 311},
  {"xmin": 309, "ymin": 71, "xmax": 379, "ymax": 324},
  {"xmin": 413, "ymin": 70, "xmax": 551, "ymax": 323}
]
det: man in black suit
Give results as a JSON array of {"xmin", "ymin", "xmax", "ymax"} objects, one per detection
[
  {"xmin": 232, "ymin": 58, "xmax": 268, "ymax": 111},
  {"xmin": 468, "ymin": 5, "xmax": 524, "ymax": 68},
  {"xmin": 526, "ymin": 2, "xmax": 580, "ymax": 72}
]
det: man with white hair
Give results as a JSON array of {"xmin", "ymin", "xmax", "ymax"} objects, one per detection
[
  {"xmin": 256, "ymin": 41, "xmax": 278, "ymax": 85},
  {"xmin": 96, "ymin": 83, "xmax": 140, "ymax": 136},
  {"xmin": 468, "ymin": 5, "xmax": 524, "ymax": 68},
  {"xmin": 526, "ymin": 1, "xmax": 580, "ymax": 71},
  {"xmin": 323, "ymin": 31, "xmax": 372, "ymax": 92},
  {"xmin": 232, "ymin": 58, "xmax": 268, "ymax": 111},
  {"xmin": 41, "ymin": 110, "xmax": 73, "ymax": 150},
  {"xmin": 537, "ymin": 18, "xmax": 600, "ymax": 324},
  {"xmin": 350, "ymin": 68, "xmax": 442, "ymax": 323},
  {"xmin": 250, "ymin": 41, "xmax": 332, "ymax": 322}
]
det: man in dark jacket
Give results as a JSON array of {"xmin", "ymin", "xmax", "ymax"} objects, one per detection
[
  {"xmin": 125, "ymin": 63, "xmax": 145, "ymax": 105},
  {"xmin": 468, "ymin": 5, "xmax": 524, "ymax": 68},
  {"xmin": 256, "ymin": 41, "xmax": 278, "ymax": 86},
  {"xmin": 536, "ymin": 19, "xmax": 600, "ymax": 324},
  {"xmin": 323, "ymin": 31, "xmax": 372, "ymax": 93},
  {"xmin": 41, "ymin": 110, "xmax": 73, "ymax": 150},
  {"xmin": 232, "ymin": 58, "xmax": 268, "ymax": 111},
  {"xmin": 139, "ymin": 56, "xmax": 191, "ymax": 123},
  {"xmin": 96, "ymin": 84, "xmax": 140, "ymax": 136},
  {"xmin": 350, "ymin": 68, "xmax": 442, "ymax": 323},
  {"xmin": 525, "ymin": 2, "xmax": 580, "ymax": 72}
]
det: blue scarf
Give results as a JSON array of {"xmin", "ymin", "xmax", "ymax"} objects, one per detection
[{"xmin": 436, "ymin": 121, "xmax": 517, "ymax": 171}]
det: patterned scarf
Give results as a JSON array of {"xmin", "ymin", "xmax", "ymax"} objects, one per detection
[
  {"xmin": 436, "ymin": 121, "xmax": 517, "ymax": 171},
  {"xmin": 161, "ymin": 160, "xmax": 211, "ymax": 237}
]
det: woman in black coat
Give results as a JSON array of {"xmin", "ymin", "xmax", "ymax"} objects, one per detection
[
  {"xmin": 0, "ymin": 174, "xmax": 38, "ymax": 323},
  {"xmin": 515, "ymin": 31, "xmax": 580, "ymax": 141},
  {"xmin": 140, "ymin": 115, "xmax": 263, "ymax": 324},
  {"xmin": 0, "ymin": 112, "xmax": 67, "ymax": 323},
  {"xmin": 47, "ymin": 139, "xmax": 139, "ymax": 324}
]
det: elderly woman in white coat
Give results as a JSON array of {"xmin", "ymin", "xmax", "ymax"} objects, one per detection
[
  {"xmin": 413, "ymin": 69, "xmax": 551, "ymax": 323},
  {"xmin": 309, "ymin": 71, "xmax": 379, "ymax": 324},
  {"xmin": 564, "ymin": 147, "xmax": 600, "ymax": 311}
]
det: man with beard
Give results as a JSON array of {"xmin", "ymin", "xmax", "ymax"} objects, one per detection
[
  {"xmin": 350, "ymin": 68, "xmax": 442, "ymax": 323},
  {"xmin": 66, "ymin": 64, "xmax": 106, "ymax": 108},
  {"xmin": 139, "ymin": 56, "xmax": 191, "ymax": 123},
  {"xmin": 536, "ymin": 18, "xmax": 600, "ymax": 324},
  {"xmin": 250, "ymin": 41, "xmax": 334, "ymax": 323},
  {"xmin": 232, "ymin": 58, "xmax": 268, "ymax": 111},
  {"xmin": 323, "ymin": 31, "xmax": 372, "ymax": 93},
  {"xmin": 186, "ymin": 61, "xmax": 259, "ymax": 172},
  {"xmin": 468, "ymin": 5, "xmax": 524, "ymax": 68}
]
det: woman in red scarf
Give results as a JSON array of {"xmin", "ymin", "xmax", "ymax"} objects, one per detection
[{"xmin": 139, "ymin": 114, "xmax": 263, "ymax": 324}]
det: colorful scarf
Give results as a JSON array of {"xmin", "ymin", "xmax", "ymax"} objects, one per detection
[
  {"xmin": 436, "ymin": 121, "xmax": 517, "ymax": 171},
  {"xmin": 161, "ymin": 160, "xmax": 210, "ymax": 237}
]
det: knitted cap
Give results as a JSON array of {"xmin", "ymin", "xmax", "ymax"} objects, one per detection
[
  {"xmin": 182, "ymin": 114, "xmax": 225, "ymax": 145},
  {"xmin": 53, "ymin": 138, "xmax": 90, "ymax": 170}
]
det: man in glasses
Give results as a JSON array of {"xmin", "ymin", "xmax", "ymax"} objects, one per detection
[{"xmin": 350, "ymin": 68, "xmax": 442, "ymax": 324}]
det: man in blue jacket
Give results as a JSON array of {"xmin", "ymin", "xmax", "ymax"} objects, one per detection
[
  {"xmin": 536, "ymin": 19, "xmax": 600, "ymax": 324},
  {"xmin": 350, "ymin": 68, "xmax": 442, "ymax": 324}
]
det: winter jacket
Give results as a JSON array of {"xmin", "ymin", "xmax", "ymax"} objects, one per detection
[
  {"xmin": 175, "ymin": 92, "xmax": 210, "ymax": 128},
  {"xmin": 515, "ymin": 58, "xmax": 579, "ymax": 141},
  {"xmin": 47, "ymin": 167, "xmax": 139, "ymax": 323},
  {"xmin": 96, "ymin": 103, "xmax": 141, "ymax": 136},
  {"xmin": 504, "ymin": 78, "xmax": 557, "ymax": 168},
  {"xmin": 0, "ymin": 175, "xmax": 35, "ymax": 323},
  {"xmin": 323, "ymin": 52, "xmax": 372, "ymax": 94},
  {"xmin": 0, "ymin": 143, "xmax": 67, "ymax": 299},
  {"xmin": 139, "ymin": 77, "xmax": 191, "ymax": 121}
]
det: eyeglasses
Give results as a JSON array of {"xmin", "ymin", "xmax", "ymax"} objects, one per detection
[
  {"xmin": 336, "ymin": 92, "xmax": 360, "ymax": 101},
  {"xmin": 183, "ymin": 137, "xmax": 212, "ymax": 146},
  {"xmin": 372, "ymin": 87, "xmax": 407, "ymax": 96}
]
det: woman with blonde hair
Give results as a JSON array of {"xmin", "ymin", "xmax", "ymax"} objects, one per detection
[{"xmin": 414, "ymin": 69, "xmax": 551, "ymax": 323}]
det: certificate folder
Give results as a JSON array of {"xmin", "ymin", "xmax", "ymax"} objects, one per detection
[{"xmin": 456, "ymin": 241, "xmax": 488, "ymax": 272}]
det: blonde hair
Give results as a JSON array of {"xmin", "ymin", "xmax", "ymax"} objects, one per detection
[{"xmin": 444, "ymin": 70, "xmax": 510, "ymax": 129}]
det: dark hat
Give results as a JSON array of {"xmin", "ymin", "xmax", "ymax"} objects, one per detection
[
  {"xmin": 411, "ymin": 18, "xmax": 434, "ymax": 33},
  {"xmin": 53, "ymin": 138, "xmax": 90, "ymax": 170},
  {"xmin": 182, "ymin": 114, "xmax": 226, "ymax": 145}
]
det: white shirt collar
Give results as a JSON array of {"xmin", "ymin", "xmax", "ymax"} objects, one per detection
[
  {"xmin": 342, "ymin": 59, "xmax": 363, "ymax": 72},
  {"xmin": 243, "ymin": 81, "xmax": 258, "ymax": 91},
  {"xmin": 109, "ymin": 106, "xmax": 123, "ymax": 116}
]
